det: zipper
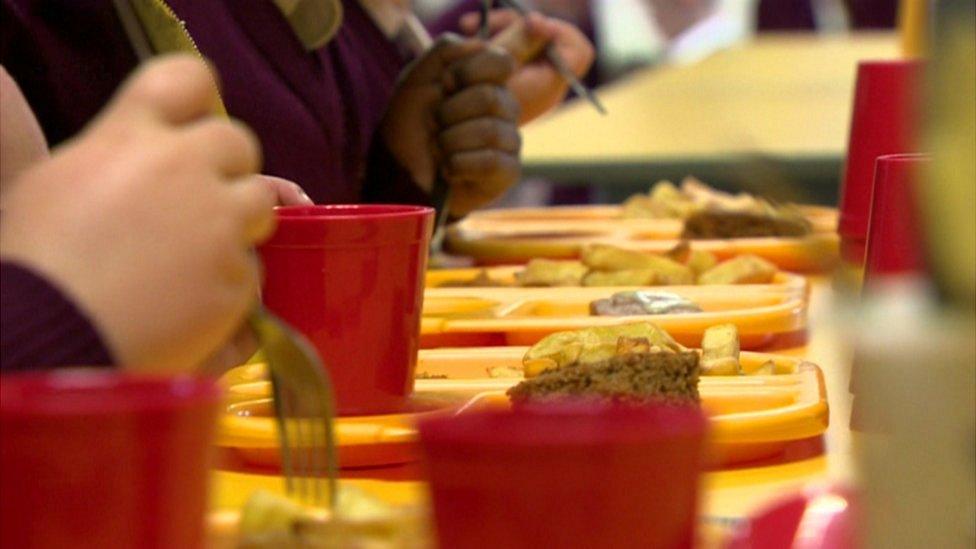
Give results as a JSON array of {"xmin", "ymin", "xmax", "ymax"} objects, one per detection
[{"xmin": 129, "ymin": 0, "xmax": 228, "ymax": 114}]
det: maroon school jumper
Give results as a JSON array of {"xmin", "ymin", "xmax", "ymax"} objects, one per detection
[
  {"xmin": 0, "ymin": 1, "xmax": 489, "ymax": 369},
  {"xmin": 0, "ymin": 0, "xmax": 435, "ymax": 205},
  {"xmin": 1, "ymin": 262, "xmax": 114, "ymax": 371}
]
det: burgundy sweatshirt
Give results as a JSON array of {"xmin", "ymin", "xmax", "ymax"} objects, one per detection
[
  {"xmin": 1, "ymin": 262, "xmax": 114, "ymax": 371},
  {"xmin": 0, "ymin": 0, "xmax": 434, "ymax": 205},
  {"xmin": 0, "ymin": 0, "xmax": 482, "ymax": 370}
]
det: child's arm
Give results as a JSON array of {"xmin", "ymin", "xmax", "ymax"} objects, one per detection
[
  {"xmin": 1, "ymin": 55, "xmax": 274, "ymax": 373},
  {"xmin": 0, "ymin": 65, "xmax": 49, "ymax": 205},
  {"xmin": 0, "ymin": 261, "xmax": 114, "ymax": 371}
]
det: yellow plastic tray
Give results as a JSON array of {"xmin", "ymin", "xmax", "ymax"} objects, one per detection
[
  {"xmin": 455, "ymin": 204, "xmax": 837, "ymax": 238},
  {"xmin": 445, "ymin": 205, "xmax": 839, "ymax": 272},
  {"xmin": 425, "ymin": 266, "xmax": 810, "ymax": 299},
  {"xmin": 216, "ymin": 349, "xmax": 828, "ymax": 469},
  {"xmin": 420, "ymin": 286, "xmax": 807, "ymax": 350}
]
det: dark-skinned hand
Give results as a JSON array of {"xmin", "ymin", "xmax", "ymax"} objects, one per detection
[
  {"xmin": 380, "ymin": 35, "xmax": 522, "ymax": 217},
  {"xmin": 460, "ymin": 10, "xmax": 595, "ymax": 124}
]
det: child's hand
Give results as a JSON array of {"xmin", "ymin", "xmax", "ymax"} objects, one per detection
[
  {"xmin": 0, "ymin": 66, "xmax": 50, "ymax": 203},
  {"xmin": 259, "ymin": 174, "xmax": 314, "ymax": 206},
  {"xmin": 380, "ymin": 35, "xmax": 521, "ymax": 217},
  {"xmin": 460, "ymin": 10, "xmax": 595, "ymax": 124},
  {"xmin": 0, "ymin": 55, "xmax": 275, "ymax": 373}
]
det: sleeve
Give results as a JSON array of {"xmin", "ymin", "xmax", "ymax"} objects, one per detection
[
  {"xmin": 426, "ymin": 0, "xmax": 483, "ymax": 37},
  {"xmin": 360, "ymin": 133, "xmax": 433, "ymax": 207},
  {"xmin": 1, "ymin": 261, "xmax": 115, "ymax": 372},
  {"xmin": 0, "ymin": 0, "xmax": 64, "ymax": 145}
]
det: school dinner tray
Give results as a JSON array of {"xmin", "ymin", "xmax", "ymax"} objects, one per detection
[
  {"xmin": 425, "ymin": 266, "xmax": 809, "ymax": 298},
  {"xmin": 420, "ymin": 286, "xmax": 808, "ymax": 351},
  {"xmin": 454, "ymin": 204, "xmax": 838, "ymax": 237},
  {"xmin": 216, "ymin": 349, "xmax": 828, "ymax": 469},
  {"xmin": 444, "ymin": 204, "xmax": 839, "ymax": 272}
]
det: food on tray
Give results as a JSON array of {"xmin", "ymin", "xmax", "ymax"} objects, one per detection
[
  {"xmin": 581, "ymin": 268, "xmax": 656, "ymax": 286},
  {"xmin": 697, "ymin": 254, "xmax": 778, "ymax": 285},
  {"xmin": 487, "ymin": 365, "xmax": 524, "ymax": 378},
  {"xmin": 682, "ymin": 209, "xmax": 811, "ymax": 239},
  {"xmin": 686, "ymin": 249, "xmax": 719, "ymax": 275},
  {"xmin": 520, "ymin": 320, "xmax": 764, "ymax": 381},
  {"xmin": 507, "ymin": 349, "xmax": 700, "ymax": 406},
  {"xmin": 508, "ymin": 321, "xmax": 784, "ymax": 405},
  {"xmin": 623, "ymin": 177, "xmax": 813, "ymax": 238},
  {"xmin": 437, "ymin": 269, "xmax": 510, "ymax": 287},
  {"xmin": 619, "ymin": 177, "xmax": 747, "ymax": 219},
  {"xmin": 589, "ymin": 291, "xmax": 702, "ymax": 316},
  {"xmin": 515, "ymin": 259, "xmax": 588, "ymax": 286},
  {"xmin": 239, "ymin": 490, "xmax": 325, "ymax": 539},
  {"xmin": 582, "ymin": 243, "xmax": 660, "ymax": 270},
  {"xmin": 622, "ymin": 180, "xmax": 698, "ymax": 219},
  {"xmin": 521, "ymin": 322, "xmax": 686, "ymax": 377},
  {"xmin": 433, "ymin": 243, "xmax": 777, "ymax": 288},
  {"xmin": 415, "ymin": 371, "xmax": 448, "ymax": 380},
  {"xmin": 746, "ymin": 360, "xmax": 777, "ymax": 376},
  {"xmin": 700, "ymin": 324, "xmax": 741, "ymax": 375},
  {"xmin": 237, "ymin": 488, "xmax": 428, "ymax": 548},
  {"xmin": 582, "ymin": 244, "xmax": 695, "ymax": 285},
  {"xmin": 663, "ymin": 240, "xmax": 691, "ymax": 263}
]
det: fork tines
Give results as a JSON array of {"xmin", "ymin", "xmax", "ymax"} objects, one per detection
[{"xmin": 255, "ymin": 311, "xmax": 338, "ymax": 511}]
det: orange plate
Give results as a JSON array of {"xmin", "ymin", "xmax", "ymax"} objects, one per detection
[
  {"xmin": 420, "ymin": 286, "xmax": 807, "ymax": 350},
  {"xmin": 217, "ymin": 350, "xmax": 828, "ymax": 470},
  {"xmin": 455, "ymin": 204, "xmax": 837, "ymax": 238},
  {"xmin": 445, "ymin": 205, "xmax": 839, "ymax": 272},
  {"xmin": 218, "ymin": 391, "xmax": 457, "ymax": 470}
]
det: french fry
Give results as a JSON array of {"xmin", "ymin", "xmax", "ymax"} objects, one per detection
[
  {"xmin": 582, "ymin": 245, "xmax": 695, "ymax": 285},
  {"xmin": 582, "ymin": 269, "xmax": 657, "ymax": 287},
  {"xmin": 516, "ymin": 259, "xmax": 588, "ymax": 287},
  {"xmin": 686, "ymin": 249, "xmax": 719, "ymax": 275},
  {"xmin": 523, "ymin": 322, "xmax": 686, "ymax": 373},
  {"xmin": 664, "ymin": 240, "xmax": 691, "ymax": 263},
  {"xmin": 701, "ymin": 323, "xmax": 741, "ymax": 375},
  {"xmin": 616, "ymin": 337, "xmax": 652, "ymax": 354},
  {"xmin": 582, "ymin": 244, "xmax": 655, "ymax": 270},
  {"xmin": 743, "ymin": 360, "xmax": 776, "ymax": 376},
  {"xmin": 698, "ymin": 254, "xmax": 777, "ymax": 285},
  {"xmin": 523, "ymin": 358, "xmax": 557, "ymax": 378}
]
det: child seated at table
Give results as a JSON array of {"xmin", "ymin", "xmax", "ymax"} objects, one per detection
[
  {"xmin": 1, "ymin": 55, "xmax": 278, "ymax": 373},
  {"xmin": 1, "ymin": 0, "xmax": 593, "ymax": 217}
]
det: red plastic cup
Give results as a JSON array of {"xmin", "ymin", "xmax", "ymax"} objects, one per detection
[
  {"xmin": 258, "ymin": 204, "xmax": 434, "ymax": 416},
  {"xmin": 419, "ymin": 404, "xmax": 708, "ymax": 549},
  {"xmin": 863, "ymin": 153, "xmax": 930, "ymax": 282},
  {"xmin": 0, "ymin": 370, "xmax": 220, "ymax": 549},
  {"xmin": 850, "ymin": 154, "xmax": 930, "ymax": 430},
  {"xmin": 726, "ymin": 485, "xmax": 861, "ymax": 549},
  {"xmin": 838, "ymin": 60, "xmax": 923, "ymax": 264}
]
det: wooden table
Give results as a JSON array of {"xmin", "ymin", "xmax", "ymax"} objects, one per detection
[
  {"xmin": 519, "ymin": 33, "xmax": 899, "ymax": 204},
  {"xmin": 212, "ymin": 277, "xmax": 857, "ymax": 547}
]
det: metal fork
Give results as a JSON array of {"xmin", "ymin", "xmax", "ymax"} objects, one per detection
[
  {"xmin": 497, "ymin": 0, "xmax": 607, "ymax": 115},
  {"xmin": 479, "ymin": 0, "xmax": 492, "ymax": 38},
  {"xmin": 249, "ymin": 308, "xmax": 338, "ymax": 510},
  {"xmin": 113, "ymin": 0, "xmax": 339, "ymax": 513}
]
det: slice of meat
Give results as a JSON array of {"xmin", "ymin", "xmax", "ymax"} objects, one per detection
[
  {"xmin": 507, "ymin": 351, "xmax": 700, "ymax": 406},
  {"xmin": 682, "ymin": 210, "xmax": 812, "ymax": 239},
  {"xmin": 589, "ymin": 291, "xmax": 703, "ymax": 316}
]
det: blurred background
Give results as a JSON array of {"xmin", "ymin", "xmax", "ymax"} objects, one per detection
[{"xmin": 416, "ymin": 0, "xmax": 904, "ymax": 207}]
